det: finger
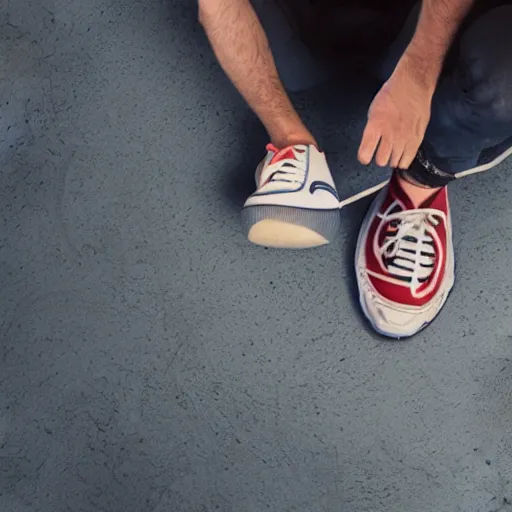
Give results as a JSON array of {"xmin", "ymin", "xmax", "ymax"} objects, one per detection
[
  {"xmin": 375, "ymin": 137, "xmax": 393, "ymax": 167},
  {"xmin": 398, "ymin": 141, "xmax": 420, "ymax": 169},
  {"xmin": 390, "ymin": 145, "xmax": 405, "ymax": 169},
  {"xmin": 358, "ymin": 123, "xmax": 381, "ymax": 165}
]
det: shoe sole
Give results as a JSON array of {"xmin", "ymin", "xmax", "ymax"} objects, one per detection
[
  {"xmin": 354, "ymin": 189, "xmax": 455, "ymax": 339},
  {"xmin": 241, "ymin": 205, "xmax": 340, "ymax": 249}
]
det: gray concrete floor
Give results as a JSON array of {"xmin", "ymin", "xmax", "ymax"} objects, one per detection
[{"xmin": 1, "ymin": 1, "xmax": 512, "ymax": 511}]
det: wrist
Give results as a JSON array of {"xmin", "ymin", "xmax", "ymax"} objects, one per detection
[{"xmin": 393, "ymin": 50, "xmax": 441, "ymax": 95}]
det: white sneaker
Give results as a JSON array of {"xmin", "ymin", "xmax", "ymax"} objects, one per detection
[{"xmin": 241, "ymin": 144, "xmax": 340, "ymax": 249}]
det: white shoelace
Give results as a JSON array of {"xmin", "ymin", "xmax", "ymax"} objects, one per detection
[
  {"xmin": 259, "ymin": 145, "xmax": 308, "ymax": 191},
  {"xmin": 376, "ymin": 208, "xmax": 443, "ymax": 290},
  {"xmin": 338, "ymin": 180, "xmax": 388, "ymax": 208},
  {"xmin": 265, "ymin": 158, "xmax": 305, "ymax": 185},
  {"xmin": 338, "ymin": 143, "xmax": 512, "ymax": 208}
]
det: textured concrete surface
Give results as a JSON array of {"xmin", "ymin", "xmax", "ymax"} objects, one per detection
[{"xmin": 1, "ymin": 1, "xmax": 512, "ymax": 511}]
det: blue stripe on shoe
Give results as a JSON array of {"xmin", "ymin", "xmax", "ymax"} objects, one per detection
[{"xmin": 309, "ymin": 181, "xmax": 340, "ymax": 200}]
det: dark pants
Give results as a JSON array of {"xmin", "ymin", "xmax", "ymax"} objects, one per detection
[{"xmin": 253, "ymin": 1, "xmax": 512, "ymax": 186}]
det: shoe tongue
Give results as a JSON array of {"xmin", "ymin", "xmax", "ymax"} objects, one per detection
[
  {"xmin": 389, "ymin": 171, "xmax": 415, "ymax": 210},
  {"xmin": 269, "ymin": 147, "xmax": 297, "ymax": 165},
  {"xmin": 267, "ymin": 144, "xmax": 308, "ymax": 165},
  {"xmin": 391, "ymin": 171, "xmax": 446, "ymax": 211},
  {"xmin": 418, "ymin": 187, "xmax": 445, "ymax": 209}
]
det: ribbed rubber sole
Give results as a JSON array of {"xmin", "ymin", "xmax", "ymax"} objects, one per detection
[{"xmin": 241, "ymin": 205, "xmax": 340, "ymax": 249}]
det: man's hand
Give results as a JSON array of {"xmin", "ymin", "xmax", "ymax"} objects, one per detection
[
  {"xmin": 357, "ymin": 0, "xmax": 475, "ymax": 169},
  {"xmin": 358, "ymin": 62, "xmax": 434, "ymax": 169}
]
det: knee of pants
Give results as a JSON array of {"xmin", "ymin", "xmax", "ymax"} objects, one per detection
[{"xmin": 458, "ymin": 6, "xmax": 512, "ymax": 124}]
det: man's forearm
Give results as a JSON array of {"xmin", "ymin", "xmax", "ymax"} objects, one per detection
[
  {"xmin": 199, "ymin": 0, "xmax": 311, "ymax": 146},
  {"xmin": 397, "ymin": 0, "xmax": 475, "ymax": 90}
]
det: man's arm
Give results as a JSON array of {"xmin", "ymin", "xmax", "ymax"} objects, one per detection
[
  {"xmin": 401, "ymin": 0, "xmax": 475, "ymax": 90},
  {"xmin": 358, "ymin": 0, "xmax": 475, "ymax": 169},
  {"xmin": 198, "ymin": 0, "xmax": 314, "ymax": 148}
]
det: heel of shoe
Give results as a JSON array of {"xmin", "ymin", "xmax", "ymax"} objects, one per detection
[{"xmin": 241, "ymin": 205, "xmax": 340, "ymax": 249}]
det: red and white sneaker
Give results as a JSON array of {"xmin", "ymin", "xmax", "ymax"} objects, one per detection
[
  {"xmin": 355, "ymin": 172, "xmax": 455, "ymax": 338},
  {"xmin": 241, "ymin": 144, "xmax": 340, "ymax": 249}
]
